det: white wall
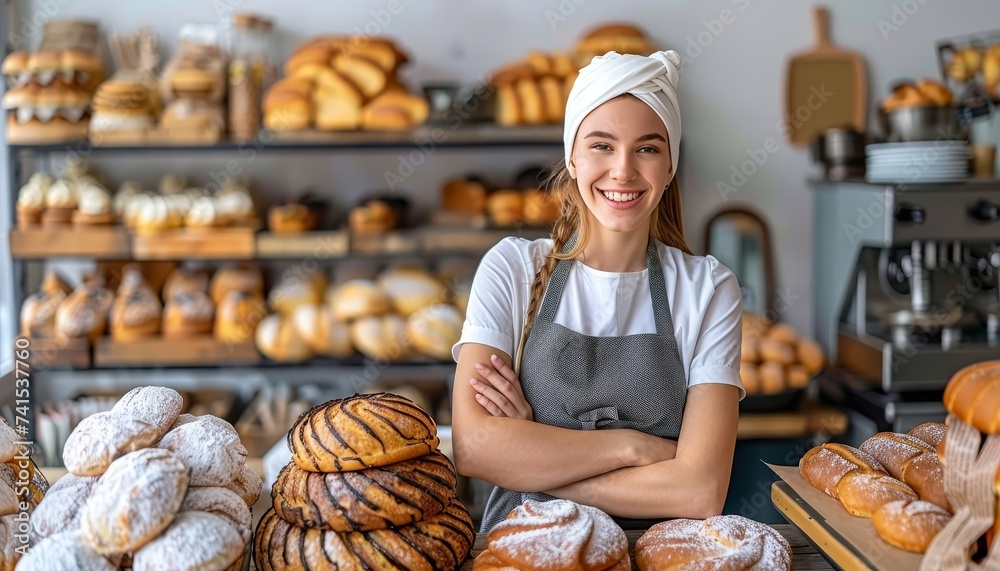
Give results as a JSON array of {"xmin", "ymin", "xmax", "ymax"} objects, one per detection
[{"xmin": 4, "ymin": 0, "xmax": 999, "ymax": 373}]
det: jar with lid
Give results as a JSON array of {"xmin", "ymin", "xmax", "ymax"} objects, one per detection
[{"xmin": 228, "ymin": 13, "xmax": 275, "ymax": 140}]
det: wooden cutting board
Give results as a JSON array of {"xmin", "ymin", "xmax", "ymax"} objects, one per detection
[{"xmin": 785, "ymin": 6, "xmax": 867, "ymax": 146}]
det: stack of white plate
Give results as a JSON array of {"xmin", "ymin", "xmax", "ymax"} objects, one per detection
[{"xmin": 865, "ymin": 141, "xmax": 970, "ymax": 183}]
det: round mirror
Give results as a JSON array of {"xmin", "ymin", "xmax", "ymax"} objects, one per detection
[{"xmin": 703, "ymin": 207, "xmax": 775, "ymax": 316}]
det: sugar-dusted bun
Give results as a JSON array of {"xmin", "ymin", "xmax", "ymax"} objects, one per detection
[
  {"xmin": 873, "ymin": 499, "xmax": 951, "ymax": 553},
  {"xmin": 157, "ymin": 415, "xmax": 248, "ymax": 487},
  {"xmin": 486, "ymin": 499, "xmax": 628, "ymax": 571},
  {"xmin": 836, "ymin": 471, "xmax": 918, "ymax": 518},
  {"xmin": 132, "ymin": 512, "xmax": 245, "ymax": 571},
  {"xmin": 330, "ymin": 279, "xmax": 392, "ymax": 321},
  {"xmin": 113, "ymin": 386, "xmax": 183, "ymax": 427},
  {"xmin": 349, "ymin": 313, "xmax": 411, "ymax": 361},
  {"xmin": 63, "ymin": 411, "xmax": 175, "ymax": 477},
  {"xmin": 29, "ymin": 474, "xmax": 98, "ymax": 544},
  {"xmin": 377, "ymin": 268, "xmax": 448, "ymax": 316},
  {"xmin": 800, "ymin": 443, "xmax": 887, "ymax": 499},
  {"xmin": 291, "ymin": 303, "xmax": 354, "ymax": 358},
  {"xmin": 179, "ymin": 487, "xmax": 251, "ymax": 543},
  {"xmin": 943, "ymin": 360, "xmax": 1000, "ymax": 434},
  {"xmin": 81, "ymin": 448, "xmax": 189, "ymax": 555},
  {"xmin": 289, "ymin": 393, "xmax": 438, "ymax": 473},
  {"xmin": 253, "ymin": 498, "xmax": 474, "ymax": 571},
  {"xmin": 635, "ymin": 515, "xmax": 792, "ymax": 571},
  {"xmin": 273, "ymin": 451, "xmax": 456, "ymax": 532},
  {"xmin": 407, "ymin": 303, "xmax": 463, "ymax": 361},
  {"xmin": 16, "ymin": 531, "xmax": 116, "ymax": 571},
  {"xmin": 907, "ymin": 422, "xmax": 946, "ymax": 448},
  {"xmin": 227, "ymin": 463, "xmax": 264, "ymax": 507}
]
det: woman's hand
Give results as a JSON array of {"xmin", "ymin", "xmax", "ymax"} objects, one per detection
[{"xmin": 470, "ymin": 354, "xmax": 533, "ymax": 421}]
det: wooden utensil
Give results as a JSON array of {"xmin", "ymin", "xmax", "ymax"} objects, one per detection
[{"xmin": 784, "ymin": 6, "xmax": 868, "ymax": 146}]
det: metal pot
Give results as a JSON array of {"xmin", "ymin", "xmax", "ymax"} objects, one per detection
[
  {"xmin": 811, "ymin": 127, "xmax": 867, "ymax": 180},
  {"xmin": 880, "ymin": 106, "xmax": 969, "ymax": 142}
]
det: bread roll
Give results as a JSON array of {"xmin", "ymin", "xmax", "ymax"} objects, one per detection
[
  {"xmin": 759, "ymin": 361, "xmax": 786, "ymax": 394},
  {"xmin": 215, "ymin": 291, "xmax": 267, "ymax": 344},
  {"xmin": 226, "ymin": 463, "xmax": 264, "ymax": 507},
  {"xmin": 860, "ymin": 432, "xmax": 950, "ymax": 511},
  {"xmin": 62, "ymin": 411, "xmax": 177, "ymax": 477},
  {"xmin": 787, "ymin": 364, "xmax": 811, "ymax": 389},
  {"xmin": 81, "ymin": 448, "xmax": 189, "ymax": 555},
  {"xmin": 766, "ymin": 323, "xmax": 799, "ymax": 345},
  {"xmin": 377, "ymin": 268, "xmax": 448, "ymax": 316},
  {"xmin": 210, "ymin": 265, "xmax": 264, "ymax": 306},
  {"xmin": 157, "ymin": 415, "xmax": 248, "ymax": 487},
  {"xmin": 55, "ymin": 283, "xmax": 113, "ymax": 341},
  {"xmin": 20, "ymin": 289, "xmax": 65, "ymax": 337},
  {"xmin": 268, "ymin": 270, "xmax": 327, "ymax": 315},
  {"xmin": 407, "ymin": 304, "xmax": 463, "ymax": 361},
  {"xmin": 538, "ymin": 76, "xmax": 565, "ymax": 123},
  {"xmin": 741, "ymin": 336, "xmax": 761, "ymax": 363},
  {"xmin": 331, "ymin": 53, "xmax": 387, "ymax": 98},
  {"xmin": 800, "ymin": 443, "xmax": 888, "ymax": 499},
  {"xmin": 495, "ymin": 83, "xmax": 521, "ymax": 126},
  {"xmin": 441, "ymin": 179, "xmax": 488, "ymax": 214},
  {"xmin": 30, "ymin": 474, "xmax": 97, "ymax": 543},
  {"xmin": 273, "ymin": 451, "xmax": 456, "ymax": 532},
  {"xmin": 178, "ymin": 487, "xmax": 251, "ymax": 543},
  {"xmin": 362, "ymin": 91, "xmax": 429, "ymax": 130},
  {"xmin": 483, "ymin": 499, "xmax": 628, "ymax": 571},
  {"xmin": 758, "ymin": 339, "xmax": 795, "ymax": 365},
  {"xmin": 253, "ymin": 498, "xmax": 474, "ymax": 571},
  {"xmin": 330, "ymin": 279, "xmax": 391, "ymax": 321},
  {"xmin": 256, "ymin": 313, "xmax": 314, "ymax": 363},
  {"xmin": 132, "ymin": 512, "xmax": 244, "ymax": 571},
  {"xmin": 16, "ymin": 531, "xmax": 116, "ymax": 571},
  {"xmin": 350, "ymin": 314, "xmax": 411, "ymax": 361},
  {"xmin": 163, "ymin": 290, "xmax": 215, "ymax": 338},
  {"xmin": 291, "ymin": 303, "xmax": 353, "ymax": 357},
  {"xmin": 162, "ymin": 266, "xmax": 210, "ymax": 302},
  {"xmin": 487, "ymin": 190, "xmax": 524, "ymax": 226},
  {"xmin": 907, "ymin": 422, "xmax": 946, "ymax": 448},
  {"xmin": 514, "ymin": 78, "xmax": 544, "ymax": 124},
  {"xmin": 836, "ymin": 471, "xmax": 918, "ymax": 518},
  {"xmin": 873, "ymin": 499, "xmax": 951, "ymax": 553},
  {"xmin": 943, "ymin": 360, "xmax": 1000, "ymax": 434},
  {"xmin": 635, "ymin": 515, "xmax": 792, "ymax": 571},
  {"xmin": 797, "ymin": 338, "xmax": 825, "ymax": 375},
  {"xmin": 522, "ymin": 189, "xmax": 559, "ymax": 225},
  {"xmin": 289, "ymin": 393, "xmax": 438, "ymax": 473}
]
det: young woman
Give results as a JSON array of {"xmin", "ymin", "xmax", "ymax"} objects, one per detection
[{"xmin": 451, "ymin": 50, "xmax": 744, "ymax": 532}]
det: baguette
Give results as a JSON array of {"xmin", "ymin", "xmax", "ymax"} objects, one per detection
[{"xmin": 860, "ymin": 432, "xmax": 950, "ymax": 512}]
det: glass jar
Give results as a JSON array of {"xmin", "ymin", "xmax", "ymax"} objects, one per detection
[{"xmin": 228, "ymin": 13, "xmax": 275, "ymax": 140}]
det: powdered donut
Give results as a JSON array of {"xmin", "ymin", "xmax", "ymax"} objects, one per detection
[
  {"xmin": 81, "ymin": 448, "xmax": 189, "ymax": 555},
  {"xmin": 29, "ymin": 473, "xmax": 98, "ymax": 544},
  {"xmin": 157, "ymin": 415, "xmax": 247, "ymax": 487},
  {"xmin": 226, "ymin": 463, "xmax": 263, "ymax": 506},
  {"xmin": 179, "ymin": 487, "xmax": 252, "ymax": 543},
  {"xmin": 487, "ymin": 499, "xmax": 628, "ymax": 571},
  {"xmin": 635, "ymin": 516, "xmax": 792, "ymax": 571},
  {"xmin": 0, "ymin": 419, "xmax": 18, "ymax": 463},
  {"xmin": 132, "ymin": 511, "xmax": 245, "ymax": 571},
  {"xmin": 62, "ymin": 411, "xmax": 174, "ymax": 476},
  {"xmin": 110, "ymin": 386, "xmax": 183, "ymax": 428},
  {"xmin": 15, "ymin": 531, "xmax": 115, "ymax": 571}
]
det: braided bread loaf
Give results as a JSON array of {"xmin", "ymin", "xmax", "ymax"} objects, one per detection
[
  {"xmin": 273, "ymin": 450, "xmax": 456, "ymax": 532},
  {"xmin": 289, "ymin": 393, "xmax": 439, "ymax": 472},
  {"xmin": 635, "ymin": 516, "xmax": 792, "ymax": 571},
  {"xmin": 254, "ymin": 497, "xmax": 474, "ymax": 571},
  {"xmin": 800, "ymin": 443, "xmax": 917, "ymax": 518},
  {"xmin": 860, "ymin": 432, "xmax": 950, "ymax": 511},
  {"xmin": 474, "ymin": 499, "xmax": 629, "ymax": 571}
]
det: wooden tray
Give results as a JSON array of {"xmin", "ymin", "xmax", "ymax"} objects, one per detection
[
  {"xmin": 256, "ymin": 231, "xmax": 349, "ymax": 258},
  {"xmin": 769, "ymin": 463, "xmax": 924, "ymax": 570},
  {"xmin": 10, "ymin": 227, "xmax": 130, "ymax": 258},
  {"xmin": 17, "ymin": 337, "xmax": 90, "ymax": 369},
  {"xmin": 93, "ymin": 336, "xmax": 260, "ymax": 368},
  {"xmin": 131, "ymin": 227, "xmax": 256, "ymax": 260}
]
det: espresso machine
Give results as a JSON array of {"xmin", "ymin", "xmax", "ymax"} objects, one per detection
[{"xmin": 812, "ymin": 180, "xmax": 1000, "ymax": 433}]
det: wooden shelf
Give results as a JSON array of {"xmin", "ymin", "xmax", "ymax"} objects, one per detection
[
  {"xmin": 18, "ymin": 337, "xmax": 90, "ymax": 369},
  {"xmin": 131, "ymin": 227, "xmax": 256, "ymax": 260},
  {"xmin": 256, "ymin": 231, "xmax": 349, "ymax": 258},
  {"xmin": 94, "ymin": 337, "xmax": 260, "ymax": 368},
  {"xmin": 10, "ymin": 227, "xmax": 130, "ymax": 259}
]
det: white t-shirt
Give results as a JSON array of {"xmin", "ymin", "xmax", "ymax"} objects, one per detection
[{"xmin": 452, "ymin": 237, "xmax": 745, "ymax": 399}]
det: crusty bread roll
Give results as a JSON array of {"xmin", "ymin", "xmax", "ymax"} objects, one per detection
[
  {"xmin": 943, "ymin": 360, "xmax": 1000, "ymax": 434},
  {"xmin": 289, "ymin": 393, "xmax": 439, "ymax": 473},
  {"xmin": 226, "ymin": 463, "xmax": 264, "ymax": 507},
  {"xmin": 81, "ymin": 448, "xmax": 189, "ymax": 555},
  {"xmin": 377, "ymin": 268, "xmax": 448, "ymax": 317},
  {"xmin": 495, "ymin": 83, "xmax": 521, "ymax": 126},
  {"xmin": 29, "ymin": 474, "xmax": 97, "ymax": 544},
  {"xmin": 331, "ymin": 53, "xmax": 387, "ymax": 98},
  {"xmin": 267, "ymin": 270, "xmax": 326, "ymax": 315},
  {"xmin": 157, "ymin": 415, "xmax": 248, "ymax": 487},
  {"xmin": 110, "ymin": 284, "xmax": 162, "ymax": 341},
  {"xmin": 162, "ymin": 266, "xmax": 210, "ymax": 302},
  {"xmin": 487, "ymin": 190, "xmax": 524, "ymax": 226},
  {"xmin": 836, "ymin": 471, "xmax": 918, "ymax": 518},
  {"xmin": 16, "ymin": 531, "xmax": 116, "ymax": 571},
  {"xmin": 350, "ymin": 313, "xmax": 411, "ymax": 361},
  {"xmin": 860, "ymin": 432, "xmax": 950, "ymax": 511},
  {"xmin": 55, "ymin": 283, "xmax": 113, "ymax": 341},
  {"xmin": 514, "ymin": 78, "xmax": 544, "ymax": 124},
  {"xmin": 210, "ymin": 265, "xmax": 264, "ymax": 307},
  {"xmin": 254, "ymin": 498, "xmax": 474, "ymax": 571},
  {"xmin": 766, "ymin": 323, "xmax": 799, "ymax": 345},
  {"xmin": 406, "ymin": 303, "xmax": 463, "ymax": 361},
  {"xmin": 479, "ymin": 499, "xmax": 628, "ymax": 571},
  {"xmin": 441, "ymin": 179, "xmax": 488, "ymax": 214},
  {"xmin": 758, "ymin": 339, "xmax": 795, "ymax": 365},
  {"xmin": 178, "ymin": 487, "xmax": 251, "ymax": 543},
  {"xmin": 759, "ymin": 361, "xmax": 786, "ymax": 394},
  {"xmin": 873, "ymin": 499, "xmax": 951, "ymax": 553},
  {"xmin": 741, "ymin": 336, "xmax": 761, "ymax": 363},
  {"xmin": 215, "ymin": 291, "xmax": 267, "ymax": 344},
  {"xmin": 801, "ymin": 443, "xmax": 920, "ymax": 518},
  {"xmin": 635, "ymin": 515, "xmax": 792, "ymax": 571},
  {"xmin": 330, "ymin": 279, "xmax": 391, "ymax": 321},
  {"xmin": 907, "ymin": 422, "xmax": 946, "ymax": 448},
  {"xmin": 797, "ymin": 338, "xmax": 826, "ymax": 375},
  {"xmin": 20, "ymin": 289, "xmax": 65, "ymax": 337},
  {"xmin": 361, "ymin": 90, "xmax": 429, "ymax": 130},
  {"xmin": 255, "ymin": 313, "xmax": 314, "ymax": 363},
  {"xmin": 162, "ymin": 290, "xmax": 215, "ymax": 338},
  {"xmin": 291, "ymin": 303, "xmax": 354, "ymax": 358},
  {"xmin": 273, "ymin": 451, "xmax": 456, "ymax": 532},
  {"xmin": 132, "ymin": 512, "xmax": 244, "ymax": 571}
]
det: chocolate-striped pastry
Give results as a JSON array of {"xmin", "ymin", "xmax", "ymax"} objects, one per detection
[
  {"xmin": 254, "ymin": 497, "xmax": 475, "ymax": 571},
  {"xmin": 272, "ymin": 451, "xmax": 457, "ymax": 532},
  {"xmin": 289, "ymin": 393, "xmax": 439, "ymax": 473}
]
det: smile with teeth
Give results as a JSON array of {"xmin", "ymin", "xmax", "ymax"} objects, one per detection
[{"xmin": 600, "ymin": 190, "xmax": 644, "ymax": 202}]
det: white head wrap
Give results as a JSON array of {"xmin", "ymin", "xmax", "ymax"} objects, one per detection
[{"xmin": 563, "ymin": 50, "xmax": 683, "ymax": 179}]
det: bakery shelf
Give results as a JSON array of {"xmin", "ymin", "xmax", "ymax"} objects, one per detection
[
  {"xmin": 131, "ymin": 227, "xmax": 258, "ymax": 260},
  {"xmin": 7, "ymin": 123, "xmax": 564, "ymax": 153},
  {"xmin": 256, "ymin": 230, "xmax": 350, "ymax": 258},
  {"xmin": 18, "ymin": 337, "xmax": 91, "ymax": 369},
  {"xmin": 10, "ymin": 227, "xmax": 130, "ymax": 259},
  {"xmin": 93, "ymin": 337, "xmax": 261, "ymax": 368}
]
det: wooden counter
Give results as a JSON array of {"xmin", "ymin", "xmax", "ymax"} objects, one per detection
[
  {"xmin": 738, "ymin": 400, "xmax": 848, "ymax": 440},
  {"xmin": 459, "ymin": 524, "xmax": 832, "ymax": 570}
]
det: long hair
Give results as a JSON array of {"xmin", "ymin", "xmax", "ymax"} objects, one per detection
[{"xmin": 513, "ymin": 164, "xmax": 691, "ymax": 373}]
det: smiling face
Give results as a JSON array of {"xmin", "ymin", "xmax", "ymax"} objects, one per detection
[{"xmin": 568, "ymin": 95, "xmax": 673, "ymax": 237}]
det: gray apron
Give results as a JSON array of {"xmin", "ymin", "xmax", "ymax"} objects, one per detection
[{"xmin": 480, "ymin": 236, "xmax": 687, "ymax": 532}]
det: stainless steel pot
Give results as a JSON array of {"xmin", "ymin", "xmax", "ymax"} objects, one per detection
[{"xmin": 880, "ymin": 106, "xmax": 969, "ymax": 142}]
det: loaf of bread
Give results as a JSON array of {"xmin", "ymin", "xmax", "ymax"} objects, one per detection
[
  {"xmin": 255, "ymin": 498, "xmax": 473, "ymax": 571},
  {"xmin": 634, "ymin": 515, "xmax": 792, "ymax": 571},
  {"xmin": 291, "ymin": 303, "xmax": 354, "ymax": 358},
  {"xmin": 487, "ymin": 190, "xmax": 524, "ymax": 227},
  {"xmin": 907, "ymin": 422, "xmax": 947, "ymax": 449},
  {"xmin": 943, "ymin": 360, "xmax": 1000, "ymax": 434},
  {"xmin": 272, "ymin": 451, "xmax": 456, "ymax": 532},
  {"xmin": 350, "ymin": 313, "xmax": 412, "ymax": 362},
  {"xmin": 215, "ymin": 290, "xmax": 267, "ymax": 344},
  {"xmin": 210, "ymin": 264, "xmax": 264, "ymax": 306},
  {"xmin": 860, "ymin": 432, "xmax": 950, "ymax": 511},
  {"xmin": 289, "ymin": 393, "xmax": 439, "ymax": 473},
  {"xmin": 162, "ymin": 290, "xmax": 215, "ymax": 338},
  {"xmin": 873, "ymin": 499, "xmax": 951, "ymax": 553},
  {"xmin": 330, "ymin": 279, "xmax": 391, "ymax": 321},
  {"xmin": 256, "ymin": 313, "xmax": 314, "ymax": 363},
  {"xmin": 476, "ymin": 499, "xmax": 628, "ymax": 571},
  {"xmin": 55, "ymin": 282, "xmax": 113, "ymax": 341},
  {"xmin": 407, "ymin": 303, "xmax": 464, "ymax": 361},
  {"xmin": 441, "ymin": 179, "xmax": 488, "ymax": 214},
  {"xmin": 800, "ymin": 443, "xmax": 917, "ymax": 518},
  {"xmin": 377, "ymin": 268, "xmax": 448, "ymax": 316}
]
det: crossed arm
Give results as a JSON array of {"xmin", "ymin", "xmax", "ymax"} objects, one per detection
[{"xmin": 452, "ymin": 342, "xmax": 740, "ymax": 519}]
